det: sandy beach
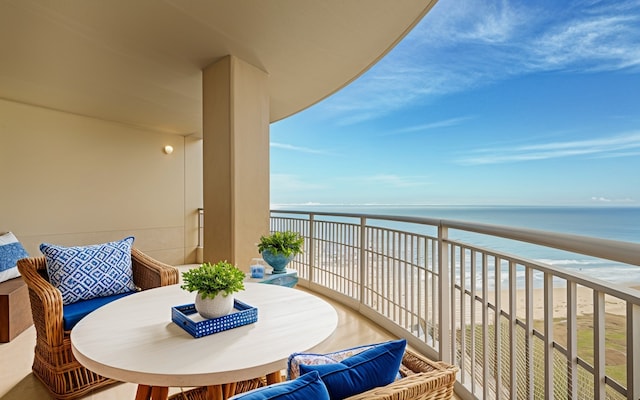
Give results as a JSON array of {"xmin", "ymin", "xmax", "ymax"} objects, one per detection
[{"xmin": 495, "ymin": 284, "xmax": 640, "ymax": 321}]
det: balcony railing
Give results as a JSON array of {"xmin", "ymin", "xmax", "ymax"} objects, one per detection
[{"xmin": 270, "ymin": 209, "xmax": 640, "ymax": 400}]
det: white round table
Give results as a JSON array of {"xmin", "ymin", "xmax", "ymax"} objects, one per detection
[{"xmin": 71, "ymin": 283, "xmax": 338, "ymax": 399}]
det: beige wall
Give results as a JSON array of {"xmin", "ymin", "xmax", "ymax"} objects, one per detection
[{"xmin": 0, "ymin": 98, "xmax": 202, "ymax": 265}]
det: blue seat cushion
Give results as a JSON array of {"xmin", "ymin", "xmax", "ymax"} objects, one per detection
[
  {"xmin": 63, "ymin": 291, "xmax": 135, "ymax": 330},
  {"xmin": 229, "ymin": 371, "xmax": 329, "ymax": 400},
  {"xmin": 299, "ymin": 339, "xmax": 406, "ymax": 400}
]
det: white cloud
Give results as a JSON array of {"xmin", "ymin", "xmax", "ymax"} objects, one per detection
[
  {"xmin": 388, "ymin": 116, "xmax": 474, "ymax": 135},
  {"xmin": 594, "ymin": 150, "xmax": 640, "ymax": 158},
  {"xmin": 531, "ymin": 14, "xmax": 640, "ymax": 72},
  {"xmin": 270, "ymin": 142, "xmax": 331, "ymax": 155},
  {"xmin": 417, "ymin": 0, "xmax": 528, "ymax": 45},
  {"xmin": 321, "ymin": 0, "xmax": 640, "ymax": 124},
  {"xmin": 591, "ymin": 196, "xmax": 636, "ymax": 203},
  {"xmin": 457, "ymin": 131, "xmax": 640, "ymax": 165}
]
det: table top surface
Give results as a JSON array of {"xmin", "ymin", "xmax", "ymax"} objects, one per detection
[{"xmin": 70, "ymin": 283, "xmax": 338, "ymax": 387}]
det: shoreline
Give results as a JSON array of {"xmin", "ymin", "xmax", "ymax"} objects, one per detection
[
  {"xmin": 455, "ymin": 282, "xmax": 640, "ymax": 324},
  {"xmin": 491, "ymin": 283, "xmax": 640, "ymax": 321},
  {"xmin": 457, "ymin": 283, "xmax": 640, "ymax": 324}
]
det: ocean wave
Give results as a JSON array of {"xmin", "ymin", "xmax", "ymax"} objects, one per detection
[{"xmin": 455, "ymin": 262, "xmax": 640, "ymax": 290}]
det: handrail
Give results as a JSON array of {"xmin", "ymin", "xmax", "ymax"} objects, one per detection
[
  {"xmin": 270, "ymin": 209, "xmax": 640, "ymax": 400},
  {"xmin": 272, "ymin": 210, "xmax": 640, "ymax": 266},
  {"xmin": 441, "ymin": 218, "xmax": 640, "ymax": 266},
  {"xmin": 197, "ymin": 208, "xmax": 204, "ymax": 248}
]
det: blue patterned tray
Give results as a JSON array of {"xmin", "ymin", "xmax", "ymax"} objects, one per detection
[{"xmin": 171, "ymin": 300, "xmax": 258, "ymax": 338}]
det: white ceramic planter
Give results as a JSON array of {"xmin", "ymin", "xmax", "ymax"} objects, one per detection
[{"xmin": 195, "ymin": 292, "xmax": 234, "ymax": 319}]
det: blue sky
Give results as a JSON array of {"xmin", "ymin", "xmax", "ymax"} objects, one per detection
[{"xmin": 270, "ymin": 0, "xmax": 640, "ymax": 206}]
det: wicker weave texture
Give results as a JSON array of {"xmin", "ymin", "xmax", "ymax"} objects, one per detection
[
  {"xmin": 168, "ymin": 378, "xmax": 266, "ymax": 400},
  {"xmin": 344, "ymin": 350, "xmax": 458, "ymax": 400},
  {"xmin": 17, "ymin": 248, "xmax": 179, "ymax": 400},
  {"xmin": 169, "ymin": 349, "xmax": 458, "ymax": 400}
]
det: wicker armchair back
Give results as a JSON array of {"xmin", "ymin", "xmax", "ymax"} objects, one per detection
[
  {"xmin": 17, "ymin": 247, "xmax": 179, "ymax": 400},
  {"xmin": 345, "ymin": 349, "xmax": 458, "ymax": 400}
]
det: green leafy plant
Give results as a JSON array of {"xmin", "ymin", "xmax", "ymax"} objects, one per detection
[
  {"xmin": 181, "ymin": 261, "xmax": 245, "ymax": 299},
  {"xmin": 257, "ymin": 231, "xmax": 304, "ymax": 257}
]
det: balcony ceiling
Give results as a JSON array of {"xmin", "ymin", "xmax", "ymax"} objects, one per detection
[{"xmin": 0, "ymin": 0, "xmax": 436, "ymax": 137}]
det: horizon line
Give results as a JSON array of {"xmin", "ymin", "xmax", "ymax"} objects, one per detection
[{"xmin": 271, "ymin": 202, "xmax": 640, "ymax": 208}]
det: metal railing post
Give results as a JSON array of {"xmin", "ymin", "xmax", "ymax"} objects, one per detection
[
  {"xmin": 308, "ymin": 214, "xmax": 315, "ymax": 284},
  {"xmin": 359, "ymin": 216, "xmax": 366, "ymax": 304},
  {"xmin": 197, "ymin": 208, "xmax": 204, "ymax": 247},
  {"xmin": 196, "ymin": 208, "xmax": 204, "ymax": 263},
  {"xmin": 627, "ymin": 303, "xmax": 640, "ymax": 400},
  {"xmin": 544, "ymin": 272, "xmax": 554, "ymax": 400},
  {"xmin": 438, "ymin": 224, "xmax": 451, "ymax": 364}
]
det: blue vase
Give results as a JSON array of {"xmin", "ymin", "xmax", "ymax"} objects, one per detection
[{"xmin": 261, "ymin": 250, "xmax": 294, "ymax": 274}]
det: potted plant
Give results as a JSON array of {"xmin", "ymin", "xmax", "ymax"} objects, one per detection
[
  {"xmin": 180, "ymin": 261, "xmax": 245, "ymax": 319},
  {"xmin": 257, "ymin": 231, "xmax": 304, "ymax": 274}
]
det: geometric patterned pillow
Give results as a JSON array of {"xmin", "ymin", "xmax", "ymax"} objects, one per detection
[
  {"xmin": 0, "ymin": 232, "xmax": 29, "ymax": 283},
  {"xmin": 287, "ymin": 343, "xmax": 376, "ymax": 380},
  {"xmin": 40, "ymin": 236, "xmax": 137, "ymax": 305}
]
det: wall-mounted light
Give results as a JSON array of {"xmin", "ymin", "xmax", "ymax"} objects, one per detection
[{"xmin": 163, "ymin": 145, "xmax": 174, "ymax": 155}]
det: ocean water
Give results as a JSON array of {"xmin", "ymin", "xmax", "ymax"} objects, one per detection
[{"xmin": 273, "ymin": 205, "xmax": 640, "ymax": 286}]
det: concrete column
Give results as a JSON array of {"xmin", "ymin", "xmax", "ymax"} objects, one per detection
[{"xmin": 202, "ymin": 55, "xmax": 270, "ymax": 269}]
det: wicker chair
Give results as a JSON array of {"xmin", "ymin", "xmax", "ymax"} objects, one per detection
[
  {"xmin": 17, "ymin": 247, "xmax": 179, "ymax": 400},
  {"xmin": 344, "ymin": 349, "xmax": 458, "ymax": 400},
  {"xmin": 168, "ymin": 349, "xmax": 458, "ymax": 400}
]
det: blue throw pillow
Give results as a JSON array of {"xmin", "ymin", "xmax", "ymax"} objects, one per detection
[
  {"xmin": 229, "ymin": 371, "xmax": 330, "ymax": 400},
  {"xmin": 299, "ymin": 339, "xmax": 406, "ymax": 400},
  {"xmin": 0, "ymin": 232, "xmax": 29, "ymax": 283},
  {"xmin": 41, "ymin": 237, "xmax": 137, "ymax": 305},
  {"xmin": 287, "ymin": 343, "xmax": 376, "ymax": 380}
]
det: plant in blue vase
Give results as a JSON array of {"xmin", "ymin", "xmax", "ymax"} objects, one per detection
[{"xmin": 257, "ymin": 231, "xmax": 304, "ymax": 274}]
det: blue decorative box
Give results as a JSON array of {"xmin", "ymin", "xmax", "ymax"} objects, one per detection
[{"xmin": 171, "ymin": 300, "xmax": 258, "ymax": 338}]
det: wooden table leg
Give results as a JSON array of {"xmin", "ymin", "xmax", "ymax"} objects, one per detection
[
  {"xmin": 223, "ymin": 382, "xmax": 237, "ymax": 398},
  {"xmin": 206, "ymin": 385, "xmax": 224, "ymax": 400},
  {"xmin": 135, "ymin": 385, "xmax": 169, "ymax": 400},
  {"xmin": 135, "ymin": 385, "xmax": 152, "ymax": 400},
  {"xmin": 151, "ymin": 386, "xmax": 169, "ymax": 400},
  {"xmin": 266, "ymin": 371, "xmax": 284, "ymax": 384}
]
